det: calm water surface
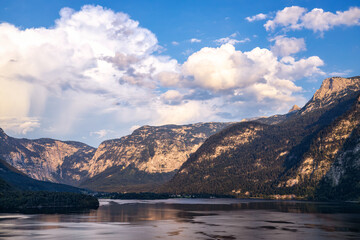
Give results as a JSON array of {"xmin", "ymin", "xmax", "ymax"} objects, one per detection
[{"xmin": 0, "ymin": 199, "xmax": 359, "ymax": 239}]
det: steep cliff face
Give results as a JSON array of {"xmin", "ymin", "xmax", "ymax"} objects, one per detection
[
  {"xmin": 301, "ymin": 76, "xmax": 360, "ymax": 113},
  {"xmin": 317, "ymin": 123, "xmax": 360, "ymax": 200},
  {"xmin": 0, "ymin": 132, "xmax": 96, "ymax": 186},
  {"xmin": 161, "ymin": 76, "xmax": 360, "ymax": 200},
  {"xmin": 279, "ymin": 94, "xmax": 360, "ymax": 189},
  {"xmin": 79, "ymin": 122, "xmax": 231, "ymax": 192},
  {"xmin": 305, "ymin": 95, "xmax": 360, "ymax": 200}
]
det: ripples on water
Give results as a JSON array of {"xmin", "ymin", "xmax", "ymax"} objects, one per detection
[{"xmin": 0, "ymin": 199, "xmax": 359, "ymax": 239}]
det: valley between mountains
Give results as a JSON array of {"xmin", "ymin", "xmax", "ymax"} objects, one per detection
[{"xmin": 1, "ymin": 76, "xmax": 360, "ymax": 201}]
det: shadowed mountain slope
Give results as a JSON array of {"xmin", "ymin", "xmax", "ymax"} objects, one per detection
[{"xmin": 159, "ymin": 76, "xmax": 360, "ymax": 201}]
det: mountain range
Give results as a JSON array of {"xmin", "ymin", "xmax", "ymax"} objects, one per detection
[
  {"xmin": 1, "ymin": 76, "xmax": 359, "ymax": 201},
  {"xmin": 0, "ymin": 122, "xmax": 230, "ymax": 192}
]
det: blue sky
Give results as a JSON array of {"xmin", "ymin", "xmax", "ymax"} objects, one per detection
[{"xmin": 0, "ymin": 0, "xmax": 359, "ymax": 146}]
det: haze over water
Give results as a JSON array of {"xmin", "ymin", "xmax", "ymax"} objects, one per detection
[{"xmin": 0, "ymin": 199, "xmax": 359, "ymax": 239}]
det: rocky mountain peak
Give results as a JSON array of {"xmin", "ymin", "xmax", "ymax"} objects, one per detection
[
  {"xmin": 288, "ymin": 105, "xmax": 301, "ymax": 113},
  {"xmin": 301, "ymin": 76, "xmax": 360, "ymax": 113},
  {"xmin": 313, "ymin": 76, "xmax": 360, "ymax": 101}
]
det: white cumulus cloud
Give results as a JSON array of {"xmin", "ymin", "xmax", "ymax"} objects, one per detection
[
  {"xmin": 302, "ymin": 7, "xmax": 360, "ymax": 32},
  {"xmin": 0, "ymin": 5, "xmax": 328, "ymax": 145},
  {"xmin": 264, "ymin": 6, "xmax": 360, "ymax": 33},
  {"xmin": 270, "ymin": 36, "xmax": 306, "ymax": 56},
  {"xmin": 182, "ymin": 44, "xmax": 323, "ymax": 95},
  {"xmin": 245, "ymin": 13, "xmax": 268, "ymax": 22},
  {"xmin": 0, "ymin": 5, "xmax": 179, "ymax": 137},
  {"xmin": 161, "ymin": 90, "xmax": 183, "ymax": 105},
  {"xmin": 264, "ymin": 6, "xmax": 307, "ymax": 31}
]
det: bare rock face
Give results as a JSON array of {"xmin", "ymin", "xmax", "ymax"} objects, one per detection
[
  {"xmin": 302, "ymin": 76, "xmax": 360, "ymax": 113},
  {"xmin": 79, "ymin": 122, "xmax": 231, "ymax": 192},
  {"xmin": 314, "ymin": 77, "xmax": 360, "ymax": 100},
  {"xmin": 0, "ymin": 131, "xmax": 96, "ymax": 186},
  {"xmin": 288, "ymin": 105, "xmax": 301, "ymax": 113}
]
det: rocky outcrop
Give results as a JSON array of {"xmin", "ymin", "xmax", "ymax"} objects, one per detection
[
  {"xmin": 314, "ymin": 77, "xmax": 360, "ymax": 100},
  {"xmin": 0, "ymin": 131, "xmax": 96, "ymax": 186},
  {"xmin": 79, "ymin": 122, "xmax": 231, "ymax": 192},
  {"xmin": 301, "ymin": 76, "xmax": 360, "ymax": 113},
  {"xmin": 288, "ymin": 105, "xmax": 301, "ymax": 113}
]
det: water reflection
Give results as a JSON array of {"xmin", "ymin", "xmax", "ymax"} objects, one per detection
[{"xmin": 0, "ymin": 199, "xmax": 359, "ymax": 239}]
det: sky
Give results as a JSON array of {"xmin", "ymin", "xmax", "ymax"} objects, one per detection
[{"xmin": 0, "ymin": 0, "xmax": 359, "ymax": 147}]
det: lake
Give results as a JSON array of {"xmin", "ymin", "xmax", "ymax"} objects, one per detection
[{"xmin": 0, "ymin": 199, "xmax": 359, "ymax": 239}]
